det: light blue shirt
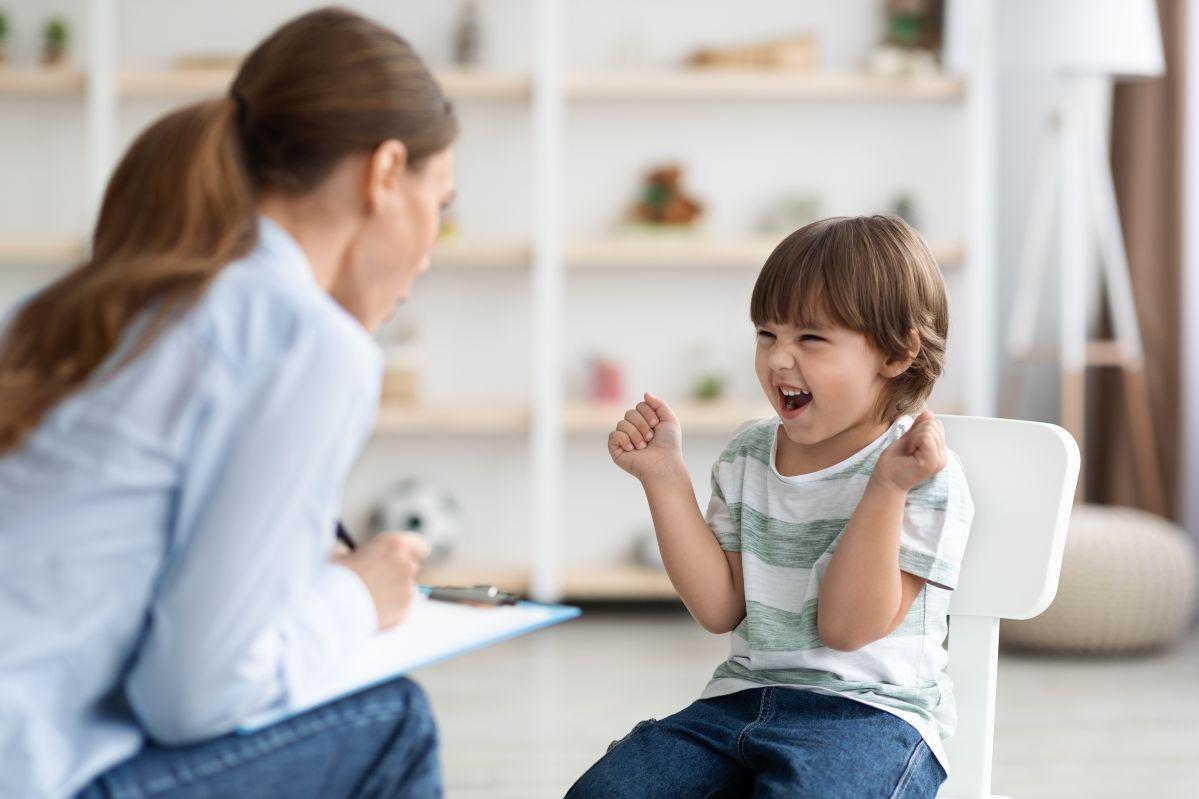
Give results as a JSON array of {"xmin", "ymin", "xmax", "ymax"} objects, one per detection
[{"xmin": 0, "ymin": 217, "xmax": 383, "ymax": 799}]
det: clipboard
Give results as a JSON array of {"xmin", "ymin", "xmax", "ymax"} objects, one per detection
[{"xmin": 238, "ymin": 591, "xmax": 580, "ymax": 732}]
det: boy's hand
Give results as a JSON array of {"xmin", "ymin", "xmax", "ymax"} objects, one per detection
[
  {"xmin": 608, "ymin": 392, "xmax": 685, "ymax": 483},
  {"xmin": 872, "ymin": 410, "xmax": 947, "ymax": 493}
]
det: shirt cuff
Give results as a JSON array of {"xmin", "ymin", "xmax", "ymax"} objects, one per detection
[{"xmin": 318, "ymin": 561, "xmax": 380, "ymax": 649}]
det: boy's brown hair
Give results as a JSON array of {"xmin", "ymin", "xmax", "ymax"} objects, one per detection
[{"xmin": 750, "ymin": 215, "xmax": 949, "ymax": 423}]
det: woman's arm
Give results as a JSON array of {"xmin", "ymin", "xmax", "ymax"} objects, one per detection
[{"xmin": 123, "ymin": 310, "xmax": 410, "ymax": 746}]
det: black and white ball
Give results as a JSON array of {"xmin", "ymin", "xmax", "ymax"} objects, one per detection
[{"xmin": 369, "ymin": 479, "xmax": 460, "ymax": 563}]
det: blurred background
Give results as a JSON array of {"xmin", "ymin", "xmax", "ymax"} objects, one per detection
[{"xmin": 0, "ymin": 1, "xmax": 1196, "ymax": 797}]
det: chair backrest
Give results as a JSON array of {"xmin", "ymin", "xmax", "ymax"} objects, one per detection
[{"xmin": 936, "ymin": 416, "xmax": 1080, "ymax": 799}]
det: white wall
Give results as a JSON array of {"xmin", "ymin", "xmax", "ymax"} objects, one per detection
[{"xmin": 0, "ymin": 0, "xmax": 1057, "ymax": 572}]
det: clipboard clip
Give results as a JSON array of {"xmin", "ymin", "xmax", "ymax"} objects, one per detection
[{"xmin": 427, "ymin": 584, "xmax": 521, "ymax": 607}]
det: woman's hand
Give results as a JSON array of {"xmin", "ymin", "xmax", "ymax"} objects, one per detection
[
  {"xmin": 872, "ymin": 409, "xmax": 947, "ymax": 493},
  {"xmin": 608, "ymin": 392, "xmax": 686, "ymax": 484},
  {"xmin": 335, "ymin": 532, "xmax": 431, "ymax": 629}
]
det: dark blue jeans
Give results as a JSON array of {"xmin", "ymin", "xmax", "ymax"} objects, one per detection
[
  {"xmin": 566, "ymin": 687, "xmax": 945, "ymax": 799},
  {"xmin": 74, "ymin": 677, "xmax": 441, "ymax": 799}
]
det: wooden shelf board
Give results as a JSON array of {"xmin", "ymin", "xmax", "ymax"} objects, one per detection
[
  {"xmin": 567, "ymin": 235, "xmax": 964, "ymax": 269},
  {"xmin": 564, "ymin": 401, "xmax": 773, "ymax": 435},
  {"xmin": 0, "ymin": 236, "xmax": 84, "ymax": 264},
  {"xmin": 119, "ymin": 67, "xmax": 530, "ymax": 101},
  {"xmin": 0, "ymin": 68, "xmax": 85, "ymax": 96},
  {"xmin": 561, "ymin": 565, "xmax": 678, "ymax": 600},
  {"xmin": 432, "ymin": 239, "xmax": 530, "ymax": 267},
  {"xmin": 419, "ymin": 565, "xmax": 531, "ymax": 594},
  {"xmin": 567, "ymin": 69, "xmax": 964, "ymax": 102},
  {"xmin": 420, "ymin": 564, "xmax": 678, "ymax": 601},
  {"xmin": 374, "ymin": 403, "xmax": 529, "ymax": 434}
]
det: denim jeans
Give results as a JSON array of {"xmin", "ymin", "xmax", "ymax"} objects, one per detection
[
  {"xmin": 74, "ymin": 677, "xmax": 441, "ymax": 799},
  {"xmin": 566, "ymin": 686, "xmax": 945, "ymax": 799}
]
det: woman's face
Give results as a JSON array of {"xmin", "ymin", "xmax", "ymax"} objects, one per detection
[{"xmin": 337, "ymin": 143, "xmax": 456, "ymax": 331}]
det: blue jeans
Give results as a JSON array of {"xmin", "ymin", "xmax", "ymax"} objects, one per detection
[
  {"xmin": 566, "ymin": 687, "xmax": 945, "ymax": 799},
  {"xmin": 74, "ymin": 677, "xmax": 441, "ymax": 799}
]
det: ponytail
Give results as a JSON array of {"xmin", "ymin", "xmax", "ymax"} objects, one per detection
[{"xmin": 0, "ymin": 99, "xmax": 255, "ymax": 452}]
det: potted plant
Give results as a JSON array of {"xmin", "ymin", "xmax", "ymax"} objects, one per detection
[
  {"xmin": 42, "ymin": 16, "xmax": 68, "ymax": 67},
  {"xmin": 0, "ymin": 9, "xmax": 10, "ymax": 67}
]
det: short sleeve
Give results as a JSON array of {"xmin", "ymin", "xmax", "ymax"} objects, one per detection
[
  {"xmin": 898, "ymin": 450, "xmax": 974, "ymax": 590},
  {"xmin": 705, "ymin": 462, "xmax": 741, "ymax": 552}
]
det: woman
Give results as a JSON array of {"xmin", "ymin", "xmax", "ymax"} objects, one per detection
[{"xmin": 0, "ymin": 8, "xmax": 456, "ymax": 798}]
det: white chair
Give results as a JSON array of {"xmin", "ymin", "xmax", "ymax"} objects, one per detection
[{"xmin": 937, "ymin": 416, "xmax": 1081, "ymax": 799}]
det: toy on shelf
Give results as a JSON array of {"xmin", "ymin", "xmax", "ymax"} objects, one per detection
[
  {"xmin": 627, "ymin": 164, "xmax": 704, "ymax": 230},
  {"xmin": 693, "ymin": 373, "xmax": 727, "ymax": 403},
  {"xmin": 42, "ymin": 16, "xmax": 68, "ymax": 67},
  {"xmin": 369, "ymin": 478, "xmax": 461, "ymax": 565},
  {"xmin": 760, "ymin": 193, "xmax": 823, "ymax": 236},
  {"xmin": 866, "ymin": 0, "xmax": 942, "ymax": 78},
  {"xmin": 452, "ymin": 0, "xmax": 481, "ymax": 67},
  {"xmin": 890, "ymin": 191, "xmax": 920, "ymax": 228},
  {"xmin": 686, "ymin": 33, "xmax": 818, "ymax": 71},
  {"xmin": 586, "ymin": 356, "xmax": 624, "ymax": 404},
  {"xmin": 0, "ymin": 10, "xmax": 10, "ymax": 67}
]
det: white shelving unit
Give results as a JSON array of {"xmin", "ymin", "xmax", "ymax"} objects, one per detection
[{"xmin": 0, "ymin": 0, "xmax": 998, "ymax": 602}]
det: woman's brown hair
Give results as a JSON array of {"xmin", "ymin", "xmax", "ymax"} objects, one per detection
[
  {"xmin": 750, "ymin": 215, "xmax": 949, "ymax": 423},
  {"xmin": 0, "ymin": 6, "xmax": 457, "ymax": 453}
]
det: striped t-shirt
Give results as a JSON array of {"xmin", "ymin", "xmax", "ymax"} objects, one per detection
[{"xmin": 701, "ymin": 413, "xmax": 974, "ymax": 775}]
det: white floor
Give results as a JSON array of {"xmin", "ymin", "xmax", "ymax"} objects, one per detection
[{"xmin": 414, "ymin": 606, "xmax": 1199, "ymax": 799}]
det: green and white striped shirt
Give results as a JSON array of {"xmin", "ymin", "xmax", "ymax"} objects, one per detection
[{"xmin": 702, "ymin": 414, "xmax": 974, "ymax": 775}]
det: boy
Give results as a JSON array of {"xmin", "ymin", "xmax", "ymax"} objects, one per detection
[{"xmin": 568, "ymin": 216, "xmax": 974, "ymax": 799}]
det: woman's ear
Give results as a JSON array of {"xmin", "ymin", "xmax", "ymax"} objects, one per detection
[
  {"xmin": 365, "ymin": 139, "xmax": 408, "ymax": 213},
  {"xmin": 881, "ymin": 328, "xmax": 921, "ymax": 378}
]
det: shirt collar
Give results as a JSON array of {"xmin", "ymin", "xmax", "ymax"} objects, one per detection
[{"xmin": 254, "ymin": 214, "xmax": 320, "ymax": 291}]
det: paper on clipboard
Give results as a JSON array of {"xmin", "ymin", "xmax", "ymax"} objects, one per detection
[{"xmin": 239, "ymin": 593, "xmax": 580, "ymax": 732}]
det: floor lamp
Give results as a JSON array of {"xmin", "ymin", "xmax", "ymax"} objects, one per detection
[{"xmin": 999, "ymin": 0, "xmax": 1167, "ymax": 514}]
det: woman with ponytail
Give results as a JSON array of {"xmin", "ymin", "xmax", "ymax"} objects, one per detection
[{"xmin": 0, "ymin": 8, "xmax": 456, "ymax": 798}]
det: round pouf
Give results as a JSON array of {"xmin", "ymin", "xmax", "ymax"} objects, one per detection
[{"xmin": 1001, "ymin": 504, "xmax": 1197, "ymax": 654}]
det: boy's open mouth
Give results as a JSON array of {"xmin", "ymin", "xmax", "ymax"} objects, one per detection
[{"xmin": 778, "ymin": 387, "xmax": 813, "ymax": 413}]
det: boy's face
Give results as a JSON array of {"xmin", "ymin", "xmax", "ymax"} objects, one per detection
[{"xmin": 754, "ymin": 314, "xmax": 906, "ymax": 448}]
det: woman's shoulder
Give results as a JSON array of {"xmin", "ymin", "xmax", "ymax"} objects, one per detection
[{"xmin": 188, "ymin": 254, "xmax": 378, "ymax": 380}]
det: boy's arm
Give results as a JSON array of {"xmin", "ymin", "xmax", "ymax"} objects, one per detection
[
  {"xmin": 817, "ymin": 411, "xmax": 945, "ymax": 652},
  {"xmin": 817, "ymin": 478, "xmax": 927, "ymax": 651},
  {"xmin": 609, "ymin": 393, "xmax": 746, "ymax": 634}
]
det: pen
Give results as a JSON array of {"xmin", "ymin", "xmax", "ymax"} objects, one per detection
[{"xmin": 335, "ymin": 520, "xmax": 357, "ymax": 552}]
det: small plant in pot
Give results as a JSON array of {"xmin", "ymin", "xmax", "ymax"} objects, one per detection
[
  {"xmin": 42, "ymin": 16, "xmax": 68, "ymax": 67},
  {"xmin": 0, "ymin": 9, "xmax": 10, "ymax": 67}
]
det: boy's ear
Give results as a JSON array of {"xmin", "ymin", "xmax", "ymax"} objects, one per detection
[{"xmin": 880, "ymin": 328, "xmax": 921, "ymax": 379}]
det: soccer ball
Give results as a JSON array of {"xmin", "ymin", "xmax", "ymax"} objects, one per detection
[{"xmin": 369, "ymin": 478, "xmax": 460, "ymax": 564}]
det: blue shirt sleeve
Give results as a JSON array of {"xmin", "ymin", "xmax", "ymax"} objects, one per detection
[{"xmin": 123, "ymin": 295, "xmax": 381, "ymax": 745}]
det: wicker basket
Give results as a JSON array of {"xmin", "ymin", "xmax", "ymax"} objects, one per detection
[{"xmin": 1001, "ymin": 504, "xmax": 1197, "ymax": 654}]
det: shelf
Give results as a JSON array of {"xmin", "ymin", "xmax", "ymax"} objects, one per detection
[
  {"xmin": 0, "ymin": 236, "xmax": 84, "ymax": 264},
  {"xmin": 418, "ymin": 563, "xmax": 679, "ymax": 601},
  {"xmin": 119, "ymin": 67, "xmax": 530, "ymax": 101},
  {"xmin": 432, "ymin": 238, "xmax": 530, "ymax": 267},
  {"xmin": 564, "ymin": 401, "xmax": 773, "ymax": 435},
  {"xmin": 561, "ymin": 565, "xmax": 677, "ymax": 600},
  {"xmin": 0, "ymin": 68, "xmax": 85, "ymax": 96},
  {"xmin": 375, "ymin": 403, "xmax": 529, "ymax": 435},
  {"xmin": 568, "ymin": 235, "xmax": 964, "ymax": 269},
  {"xmin": 566, "ymin": 69, "xmax": 964, "ymax": 103},
  {"xmin": 419, "ymin": 564, "xmax": 531, "ymax": 595}
]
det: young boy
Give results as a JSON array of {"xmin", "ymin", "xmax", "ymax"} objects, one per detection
[{"xmin": 568, "ymin": 216, "xmax": 974, "ymax": 799}]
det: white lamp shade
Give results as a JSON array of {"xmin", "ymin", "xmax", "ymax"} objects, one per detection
[{"xmin": 1000, "ymin": 0, "xmax": 1164, "ymax": 78}]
